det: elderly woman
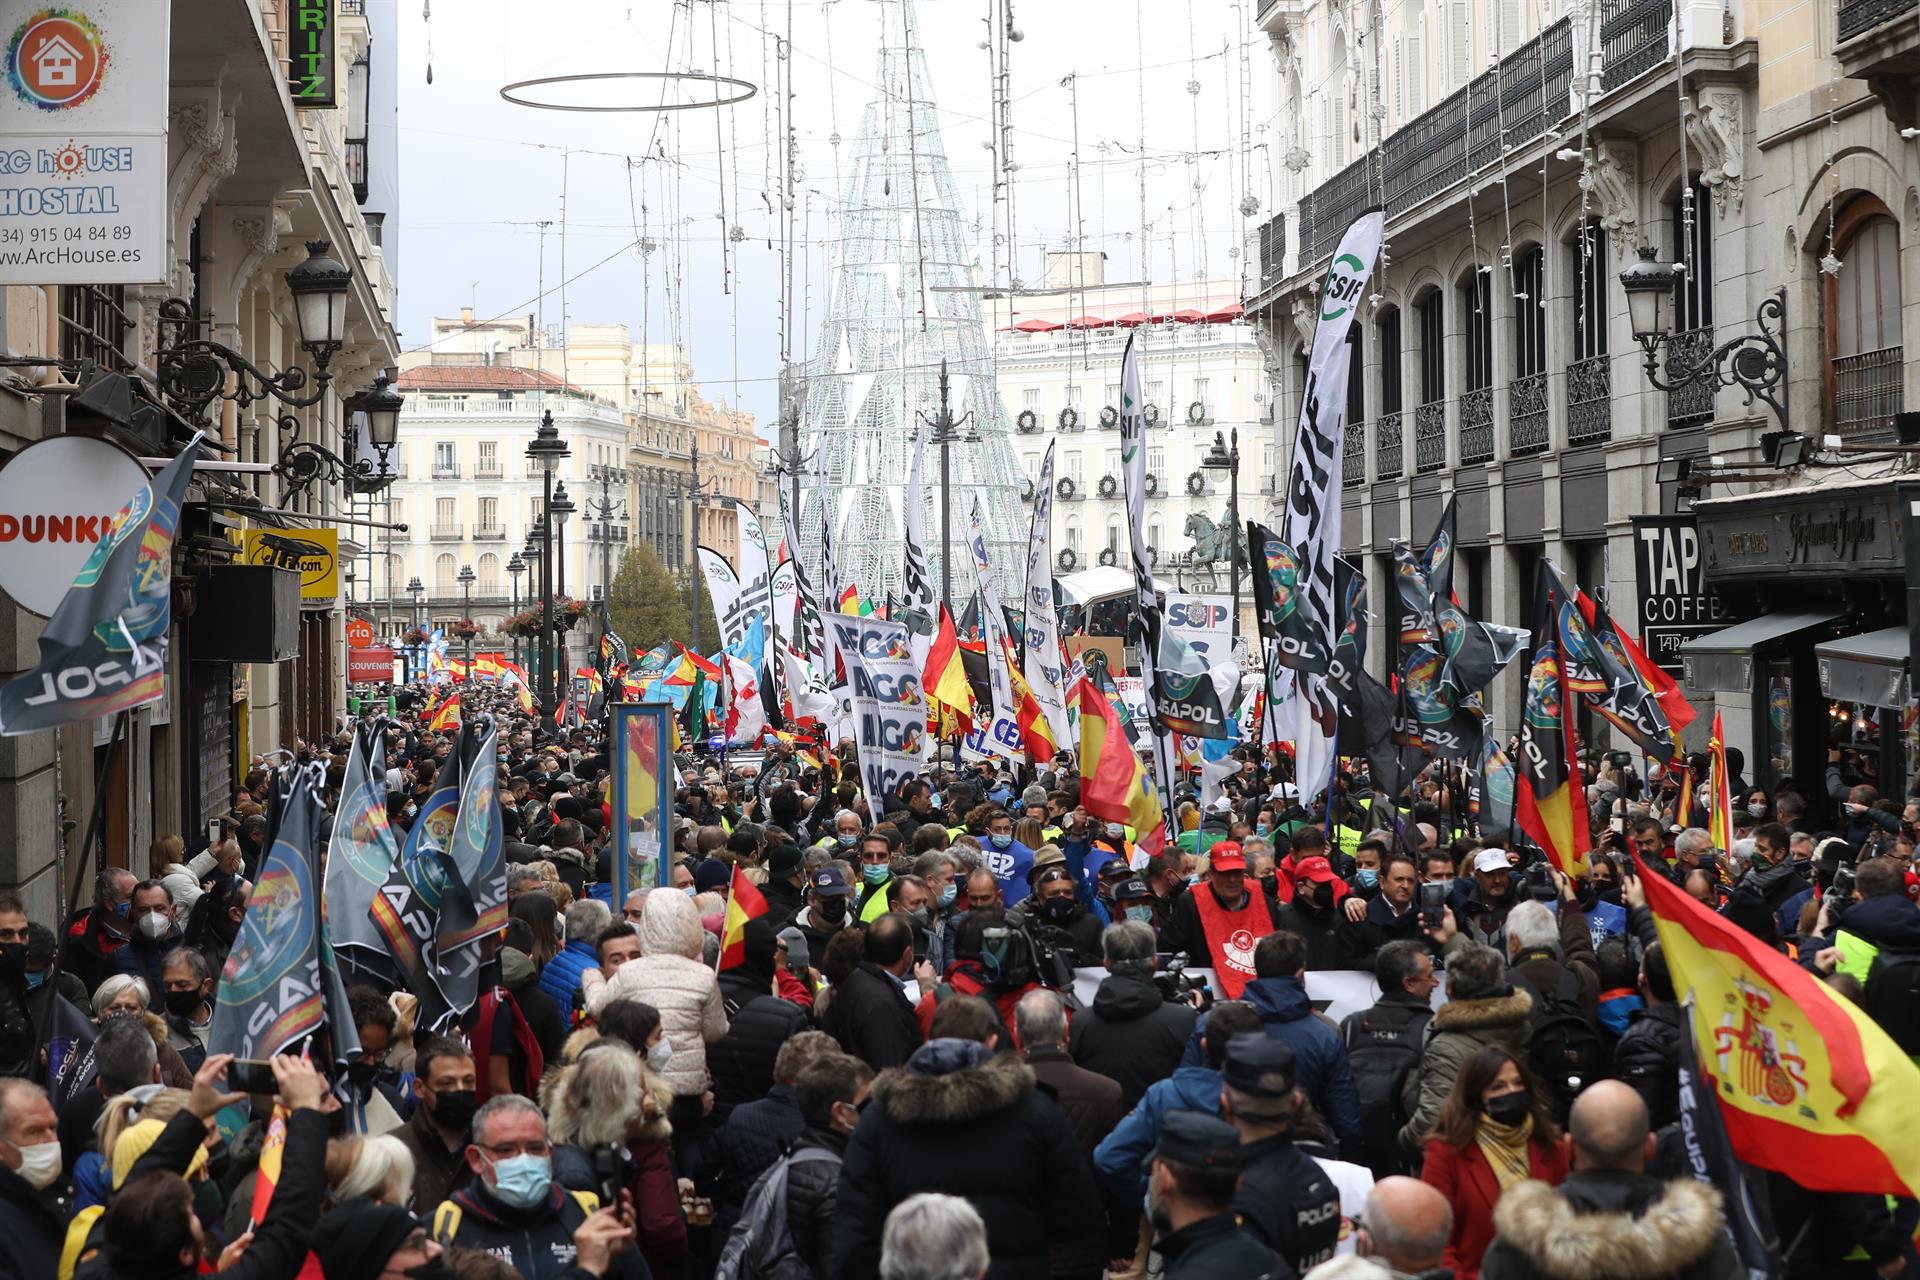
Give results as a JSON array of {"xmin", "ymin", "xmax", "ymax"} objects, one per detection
[
  {"xmin": 548, "ymin": 1039, "xmax": 687, "ymax": 1278},
  {"xmin": 326, "ymin": 1132, "xmax": 416, "ymax": 1208},
  {"xmin": 582, "ymin": 887, "xmax": 727, "ymax": 1136},
  {"xmin": 92, "ymin": 974, "xmax": 194, "ymax": 1088}
]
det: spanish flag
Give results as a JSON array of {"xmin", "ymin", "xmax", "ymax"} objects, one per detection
[
  {"xmin": 514, "ymin": 682, "xmax": 535, "ymax": 716},
  {"xmin": 1634, "ymin": 852, "xmax": 1920, "ymax": 1195},
  {"xmin": 1707, "ymin": 709, "xmax": 1734, "ymax": 853},
  {"xmin": 1006, "ymin": 638, "xmax": 1057, "ymax": 760},
  {"xmin": 719, "ymin": 863, "xmax": 768, "ymax": 969},
  {"xmin": 474, "ymin": 652, "xmax": 504, "ymax": 681},
  {"xmin": 427, "ymin": 693, "xmax": 462, "ymax": 733},
  {"xmin": 1077, "ymin": 672, "xmax": 1162, "ymax": 854},
  {"xmin": 837, "ymin": 583, "xmax": 862, "ymax": 615},
  {"xmin": 924, "ymin": 604, "xmax": 974, "ymax": 717},
  {"xmin": 675, "ymin": 642, "xmax": 724, "ymax": 683}
]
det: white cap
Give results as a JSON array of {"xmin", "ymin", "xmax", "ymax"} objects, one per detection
[{"xmin": 1473, "ymin": 848, "xmax": 1514, "ymax": 874}]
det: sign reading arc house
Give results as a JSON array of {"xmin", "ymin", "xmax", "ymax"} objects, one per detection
[
  {"xmin": 241, "ymin": 527, "xmax": 339, "ymax": 605},
  {"xmin": 0, "ymin": 433, "xmax": 151, "ymax": 616}
]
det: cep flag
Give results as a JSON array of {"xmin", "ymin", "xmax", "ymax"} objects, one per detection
[
  {"xmin": 1636, "ymin": 853, "xmax": 1920, "ymax": 1196},
  {"xmin": 0, "ymin": 440, "xmax": 199, "ymax": 735}
]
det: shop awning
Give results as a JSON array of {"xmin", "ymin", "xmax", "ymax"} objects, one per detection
[
  {"xmin": 1677, "ymin": 611, "xmax": 1843, "ymax": 692},
  {"xmin": 1816, "ymin": 626, "xmax": 1910, "ymax": 709}
]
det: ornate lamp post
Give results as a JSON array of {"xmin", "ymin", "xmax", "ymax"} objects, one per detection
[
  {"xmin": 548, "ymin": 479, "xmax": 575, "ymax": 673},
  {"xmin": 1619, "ymin": 245, "xmax": 1788, "ymax": 432},
  {"xmin": 914, "ymin": 359, "xmax": 980, "ymax": 614},
  {"xmin": 457, "ymin": 565, "xmax": 476, "ymax": 671},
  {"xmin": 406, "ymin": 576, "xmax": 424, "ymax": 680},
  {"xmin": 525, "ymin": 413, "xmax": 571, "ymax": 717},
  {"xmin": 507, "ymin": 553, "xmax": 526, "ymax": 670}
]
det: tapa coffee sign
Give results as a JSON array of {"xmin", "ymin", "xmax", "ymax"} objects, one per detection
[
  {"xmin": 241, "ymin": 527, "xmax": 338, "ymax": 605},
  {"xmin": 0, "ymin": 432, "xmax": 149, "ymax": 615},
  {"xmin": 1632, "ymin": 515, "xmax": 1735, "ymax": 672}
]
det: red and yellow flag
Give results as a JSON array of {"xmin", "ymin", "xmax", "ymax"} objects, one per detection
[
  {"xmin": 719, "ymin": 864, "xmax": 769, "ymax": 969},
  {"xmin": 674, "ymin": 642, "xmax": 724, "ymax": 683},
  {"xmin": 1077, "ymin": 674, "xmax": 1162, "ymax": 853},
  {"xmin": 427, "ymin": 693, "xmax": 462, "ymax": 733},
  {"xmin": 1707, "ymin": 710, "xmax": 1733, "ymax": 852},
  {"xmin": 1006, "ymin": 638, "xmax": 1057, "ymax": 760},
  {"xmin": 924, "ymin": 604, "xmax": 974, "ymax": 716},
  {"xmin": 249, "ymin": 1104, "xmax": 289, "ymax": 1227},
  {"xmin": 1634, "ymin": 853, "xmax": 1920, "ymax": 1195},
  {"xmin": 1516, "ymin": 563, "xmax": 1588, "ymax": 876}
]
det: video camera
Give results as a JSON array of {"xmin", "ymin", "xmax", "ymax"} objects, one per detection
[
  {"xmin": 980, "ymin": 924, "xmax": 1074, "ymax": 991},
  {"xmin": 1151, "ymin": 951, "xmax": 1213, "ymax": 1008},
  {"xmin": 591, "ymin": 1142, "xmax": 635, "ymax": 1207}
]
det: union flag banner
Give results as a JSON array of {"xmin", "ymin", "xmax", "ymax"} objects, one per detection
[{"xmin": 1635, "ymin": 853, "xmax": 1920, "ymax": 1195}]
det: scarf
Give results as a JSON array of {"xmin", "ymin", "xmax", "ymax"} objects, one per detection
[{"xmin": 1474, "ymin": 1114, "xmax": 1534, "ymax": 1191}]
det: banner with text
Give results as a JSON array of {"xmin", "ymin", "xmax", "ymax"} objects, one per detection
[{"xmin": 828, "ymin": 613, "xmax": 928, "ymax": 825}]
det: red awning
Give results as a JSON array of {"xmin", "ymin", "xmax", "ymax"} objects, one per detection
[
  {"xmin": 1010, "ymin": 317, "xmax": 1064, "ymax": 332},
  {"xmin": 1204, "ymin": 303, "xmax": 1245, "ymax": 322},
  {"xmin": 1167, "ymin": 309, "xmax": 1206, "ymax": 323},
  {"xmin": 1066, "ymin": 315, "xmax": 1109, "ymax": 329},
  {"xmin": 1113, "ymin": 312, "xmax": 1152, "ymax": 327}
]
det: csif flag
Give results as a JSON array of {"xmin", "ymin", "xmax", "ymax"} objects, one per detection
[
  {"xmin": 0, "ymin": 438, "xmax": 202, "ymax": 735},
  {"xmin": 1515, "ymin": 560, "xmax": 1588, "ymax": 876},
  {"xmin": 1635, "ymin": 853, "xmax": 1920, "ymax": 1196}
]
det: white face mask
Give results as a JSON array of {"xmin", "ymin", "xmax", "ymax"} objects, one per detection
[
  {"xmin": 12, "ymin": 1140, "xmax": 60, "ymax": 1191},
  {"xmin": 647, "ymin": 1033, "xmax": 673, "ymax": 1073},
  {"xmin": 136, "ymin": 911, "xmax": 171, "ymax": 941}
]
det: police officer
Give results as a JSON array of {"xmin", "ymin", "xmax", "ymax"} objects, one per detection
[
  {"xmin": 1217, "ymin": 1033, "xmax": 1341, "ymax": 1276},
  {"xmin": 1145, "ymin": 1111, "xmax": 1292, "ymax": 1280}
]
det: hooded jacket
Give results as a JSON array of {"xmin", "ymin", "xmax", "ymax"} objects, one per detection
[
  {"xmin": 1831, "ymin": 893, "xmax": 1920, "ymax": 982},
  {"xmin": 1092, "ymin": 1065, "xmax": 1223, "ymax": 1200},
  {"xmin": 1479, "ymin": 1172, "xmax": 1744, "ymax": 1280},
  {"xmin": 1398, "ymin": 988, "xmax": 1533, "ymax": 1154},
  {"xmin": 710, "ymin": 963, "xmax": 810, "ymax": 1121},
  {"xmin": 1067, "ymin": 965, "xmax": 1199, "ymax": 1109},
  {"xmin": 1613, "ymin": 1003, "xmax": 1685, "ymax": 1129},
  {"xmin": 833, "ymin": 1040, "xmax": 1101, "ymax": 1280},
  {"xmin": 583, "ymin": 887, "xmax": 728, "ymax": 1096},
  {"xmin": 1178, "ymin": 976, "xmax": 1362, "ymax": 1147}
]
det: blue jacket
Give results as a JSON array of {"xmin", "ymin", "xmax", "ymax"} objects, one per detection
[
  {"xmin": 539, "ymin": 939, "xmax": 598, "ymax": 1010},
  {"xmin": 1092, "ymin": 1065, "xmax": 1223, "ymax": 1199},
  {"xmin": 1178, "ymin": 976, "xmax": 1363, "ymax": 1148},
  {"xmin": 981, "ymin": 837, "xmax": 1036, "ymax": 905}
]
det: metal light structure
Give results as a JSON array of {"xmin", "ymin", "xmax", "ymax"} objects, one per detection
[
  {"xmin": 507, "ymin": 553, "xmax": 526, "ymax": 670},
  {"xmin": 1620, "ymin": 244, "xmax": 1789, "ymax": 432},
  {"xmin": 683, "ymin": 444, "xmax": 722, "ymax": 656},
  {"xmin": 549, "ymin": 480, "xmax": 575, "ymax": 674},
  {"xmin": 526, "ymin": 411, "xmax": 571, "ymax": 717},
  {"xmin": 406, "ymin": 576, "xmax": 424, "ymax": 680},
  {"xmin": 457, "ymin": 564, "xmax": 476, "ymax": 669},
  {"xmin": 1201, "ymin": 427, "xmax": 1243, "ymax": 646},
  {"xmin": 914, "ymin": 358, "xmax": 979, "ymax": 613},
  {"xmin": 587, "ymin": 463, "xmax": 629, "ymax": 606}
]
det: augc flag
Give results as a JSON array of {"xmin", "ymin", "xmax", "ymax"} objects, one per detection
[{"xmin": 1635, "ymin": 853, "xmax": 1920, "ymax": 1195}]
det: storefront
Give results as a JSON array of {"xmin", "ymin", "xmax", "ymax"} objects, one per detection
[{"xmin": 1680, "ymin": 474, "xmax": 1911, "ymax": 814}]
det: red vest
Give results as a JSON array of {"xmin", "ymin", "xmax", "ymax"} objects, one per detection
[{"xmin": 1189, "ymin": 887, "xmax": 1273, "ymax": 998}]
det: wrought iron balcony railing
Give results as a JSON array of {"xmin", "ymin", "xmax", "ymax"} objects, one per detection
[
  {"xmin": 1459, "ymin": 387, "xmax": 1495, "ymax": 465},
  {"xmin": 1567, "ymin": 354, "xmax": 1613, "ymax": 445},
  {"xmin": 1376, "ymin": 410, "xmax": 1404, "ymax": 480},
  {"xmin": 1509, "ymin": 372, "xmax": 1550, "ymax": 455},
  {"xmin": 1414, "ymin": 400, "xmax": 1448, "ymax": 473}
]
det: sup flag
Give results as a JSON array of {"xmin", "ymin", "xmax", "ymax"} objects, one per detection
[
  {"xmin": 1636, "ymin": 853, "xmax": 1920, "ymax": 1197},
  {"xmin": 206, "ymin": 764, "xmax": 361, "ymax": 1071},
  {"xmin": 1275, "ymin": 211, "xmax": 1385, "ymax": 802},
  {"xmin": 0, "ymin": 438, "xmax": 201, "ymax": 735},
  {"xmin": 1515, "ymin": 560, "xmax": 1588, "ymax": 876},
  {"xmin": 324, "ymin": 721, "xmax": 404, "ymax": 985}
]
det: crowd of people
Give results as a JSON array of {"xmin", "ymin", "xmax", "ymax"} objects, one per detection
[{"xmin": 0, "ymin": 680, "xmax": 1917, "ymax": 1280}]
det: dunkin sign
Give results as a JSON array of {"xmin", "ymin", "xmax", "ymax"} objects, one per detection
[{"xmin": 0, "ymin": 432, "xmax": 149, "ymax": 615}]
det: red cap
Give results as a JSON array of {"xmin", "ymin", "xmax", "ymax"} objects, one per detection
[
  {"xmin": 1209, "ymin": 841, "xmax": 1246, "ymax": 872},
  {"xmin": 1292, "ymin": 855, "xmax": 1339, "ymax": 883}
]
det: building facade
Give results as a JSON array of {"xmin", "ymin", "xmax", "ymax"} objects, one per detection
[
  {"xmin": 996, "ymin": 253, "xmax": 1269, "ymax": 617},
  {"xmin": 0, "ymin": 0, "xmax": 398, "ymax": 918},
  {"xmin": 1250, "ymin": 0, "xmax": 1920, "ymax": 802}
]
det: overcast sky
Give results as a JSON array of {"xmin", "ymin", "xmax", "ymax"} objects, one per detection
[{"xmin": 394, "ymin": 0, "xmax": 1258, "ymax": 435}]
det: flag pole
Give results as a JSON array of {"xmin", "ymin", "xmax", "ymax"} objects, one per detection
[{"xmin": 34, "ymin": 708, "xmax": 131, "ymax": 1075}]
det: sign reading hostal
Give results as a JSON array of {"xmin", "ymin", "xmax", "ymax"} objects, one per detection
[
  {"xmin": 242, "ymin": 527, "xmax": 338, "ymax": 605},
  {"xmin": 0, "ymin": 1, "xmax": 170, "ymax": 285},
  {"xmin": 0, "ymin": 433, "xmax": 150, "ymax": 615}
]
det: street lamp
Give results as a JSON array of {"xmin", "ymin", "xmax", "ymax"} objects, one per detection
[
  {"xmin": 457, "ymin": 564, "xmax": 476, "ymax": 672},
  {"xmin": 1620, "ymin": 244, "xmax": 1788, "ymax": 432},
  {"xmin": 914, "ymin": 359, "xmax": 980, "ymax": 613},
  {"xmin": 526, "ymin": 411, "xmax": 571, "ymax": 718},
  {"xmin": 507, "ymin": 553, "xmax": 526, "ymax": 670},
  {"xmin": 586, "ymin": 464, "xmax": 629, "ymax": 607},
  {"xmin": 549, "ymin": 480, "xmax": 575, "ymax": 674},
  {"xmin": 1201, "ymin": 428, "xmax": 1243, "ymax": 647},
  {"xmin": 406, "ymin": 576, "xmax": 424, "ymax": 680}
]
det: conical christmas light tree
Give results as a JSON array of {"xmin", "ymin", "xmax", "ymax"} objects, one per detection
[{"xmin": 796, "ymin": 0, "xmax": 1026, "ymax": 608}]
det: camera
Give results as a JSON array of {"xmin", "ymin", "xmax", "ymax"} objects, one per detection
[
  {"xmin": 981, "ymin": 925, "xmax": 1074, "ymax": 992},
  {"xmin": 1832, "ymin": 864, "xmax": 1857, "ymax": 903},
  {"xmin": 1606, "ymin": 751, "xmax": 1632, "ymax": 769},
  {"xmin": 1151, "ymin": 951, "xmax": 1212, "ymax": 1008},
  {"xmin": 590, "ymin": 1142, "xmax": 634, "ymax": 1206},
  {"xmin": 1523, "ymin": 862, "xmax": 1558, "ymax": 903}
]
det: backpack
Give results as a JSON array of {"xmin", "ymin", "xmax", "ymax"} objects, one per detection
[
  {"xmin": 1341, "ymin": 1005, "xmax": 1430, "ymax": 1177},
  {"xmin": 1862, "ymin": 946, "xmax": 1920, "ymax": 1055},
  {"xmin": 1519, "ymin": 969, "xmax": 1608, "ymax": 1121},
  {"xmin": 716, "ymin": 1146, "xmax": 840, "ymax": 1280}
]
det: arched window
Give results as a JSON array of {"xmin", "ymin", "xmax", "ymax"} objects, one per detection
[
  {"xmin": 1568, "ymin": 219, "xmax": 1612, "ymax": 445},
  {"xmin": 435, "ymin": 553, "xmax": 456, "ymax": 597},
  {"xmin": 1064, "ymin": 517, "xmax": 1081, "ymax": 553},
  {"xmin": 1148, "ymin": 519, "xmax": 1163, "ymax": 563},
  {"xmin": 1828, "ymin": 198, "xmax": 1903, "ymax": 440},
  {"xmin": 1329, "ymin": 29, "xmax": 1350, "ymax": 168},
  {"xmin": 478, "ymin": 553, "xmax": 500, "ymax": 594}
]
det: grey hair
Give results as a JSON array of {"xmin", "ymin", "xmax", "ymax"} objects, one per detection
[
  {"xmin": 911, "ymin": 851, "xmax": 956, "ymax": 880},
  {"xmin": 0, "ymin": 1078, "xmax": 48, "ymax": 1145},
  {"xmin": 471, "ymin": 1092, "xmax": 546, "ymax": 1149},
  {"xmin": 91, "ymin": 973, "xmax": 151, "ymax": 1018},
  {"xmin": 506, "ymin": 866, "xmax": 544, "ymax": 893},
  {"xmin": 1359, "ymin": 1182, "xmax": 1450, "ymax": 1263},
  {"xmin": 1443, "ymin": 943, "xmax": 1508, "ymax": 1002},
  {"xmin": 1013, "ymin": 989, "xmax": 1067, "ymax": 1049},
  {"xmin": 548, "ymin": 1042, "xmax": 643, "ymax": 1147},
  {"xmin": 880, "ymin": 1192, "xmax": 990, "ymax": 1280},
  {"xmin": 1674, "ymin": 827, "xmax": 1712, "ymax": 857},
  {"xmin": 93, "ymin": 1015, "xmax": 159, "ymax": 1093},
  {"xmin": 833, "ymin": 808, "xmax": 863, "ymax": 829},
  {"xmin": 565, "ymin": 898, "xmax": 611, "ymax": 942},
  {"xmin": 1504, "ymin": 900, "xmax": 1561, "ymax": 957},
  {"xmin": 160, "ymin": 947, "xmax": 210, "ymax": 984},
  {"xmin": 1101, "ymin": 920, "xmax": 1157, "ymax": 969}
]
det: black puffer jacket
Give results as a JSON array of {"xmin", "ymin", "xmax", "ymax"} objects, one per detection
[
  {"xmin": 1614, "ymin": 1002, "xmax": 1685, "ymax": 1129},
  {"xmin": 432, "ymin": 1177, "xmax": 647, "ymax": 1280},
  {"xmin": 0, "ymin": 1165, "xmax": 63, "ymax": 1280},
  {"xmin": 710, "ymin": 969, "xmax": 810, "ymax": 1121},
  {"xmin": 1067, "ymin": 966, "xmax": 1199, "ymax": 1109},
  {"xmin": 784, "ymin": 1125, "xmax": 849, "ymax": 1276},
  {"xmin": 714, "ymin": 1083, "xmax": 805, "ymax": 1227},
  {"xmin": 833, "ymin": 1040, "xmax": 1102, "ymax": 1279}
]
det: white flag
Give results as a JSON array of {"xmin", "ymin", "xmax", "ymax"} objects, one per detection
[{"xmin": 1021, "ymin": 441, "xmax": 1072, "ymax": 751}]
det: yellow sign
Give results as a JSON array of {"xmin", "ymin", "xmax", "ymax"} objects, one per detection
[{"xmin": 241, "ymin": 527, "xmax": 339, "ymax": 603}]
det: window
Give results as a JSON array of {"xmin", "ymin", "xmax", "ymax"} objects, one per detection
[
  {"xmin": 1066, "ymin": 385, "xmax": 1083, "ymax": 407},
  {"xmin": 1147, "ymin": 446, "xmax": 1167, "ymax": 475},
  {"xmin": 529, "ymin": 495, "xmax": 544, "ymax": 525},
  {"xmin": 1379, "ymin": 307, "xmax": 1403, "ymax": 413},
  {"xmin": 435, "ymin": 553, "xmax": 456, "ymax": 595},
  {"xmin": 1148, "ymin": 380, "xmax": 1165, "ymax": 406},
  {"xmin": 1106, "ymin": 521, "xmax": 1120, "ymax": 553},
  {"xmin": 1193, "ymin": 378, "xmax": 1210, "ymax": 411},
  {"xmin": 477, "ymin": 441, "xmax": 497, "ymax": 473},
  {"xmin": 1065, "ymin": 517, "xmax": 1080, "ymax": 553},
  {"xmin": 1446, "ymin": 0, "xmax": 1469, "ymax": 90},
  {"xmin": 434, "ymin": 442, "xmax": 456, "ymax": 475},
  {"xmin": 1148, "ymin": 520, "xmax": 1162, "ymax": 560},
  {"xmin": 1105, "ymin": 383, "xmax": 1120, "ymax": 407},
  {"xmin": 1065, "ymin": 451, "xmax": 1083, "ymax": 483},
  {"xmin": 1461, "ymin": 272, "xmax": 1493, "ymax": 392},
  {"xmin": 59, "ymin": 285, "xmax": 130, "ymax": 371},
  {"xmin": 1345, "ymin": 329, "xmax": 1366, "ymax": 422},
  {"xmin": 1571, "ymin": 220, "xmax": 1609, "ymax": 360},
  {"xmin": 436, "ymin": 497, "xmax": 454, "ymax": 524},
  {"xmin": 1416, "ymin": 291, "xmax": 1446, "ymax": 404},
  {"xmin": 1024, "ymin": 388, "xmax": 1041, "ymax": 411},
  {"xmin": 479, "ymin": 496, "xmax": 498, "ymax": 531},
  {"xmin": 1329, "ymin": 28, "xmax": 1350, "ymax": 168},
  {"xmin": 1105, "ymin": 449, "xmax": 1120, "ymax": 477},
  {"xmin": 478, "ymin": 553, "xmax": 500, "ymax": 592},
  {"xmin": 1828, "ymin": 201, "xmax": 1904, "ymax": 440},
  {"xmin": 1672, "ymin": 181, "xmax": 1714, "ymax": 332},
  {"xmin": 1513, "ymin": 246, "xmax": 1546, "ymax": 377}
]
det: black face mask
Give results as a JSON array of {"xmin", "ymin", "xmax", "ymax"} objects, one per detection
[
  {"xmin": 429, "ymin": 1088, "xmax": 478, "ymax": 1132},
  {"xmin": 1595, "ymin": 883, "xmax": 1622, "ymax": 907},
  {"xmin": 346, "ymin": 1060, "xmax": 379, "ymax": 1091},
  {"xmin": 1039, "ymin": 897, "xmax": 1077, "ymax": 924},
  {"xmin": 164, "ymin": 988, "xmax": 205, "ymax": 1021},
  {"xmin": 1258, "ymin": 874, "xmax": 1280, "ymax": 899},
  {"xmin": 1484, "ymin": 1091, "xmax": 1532, "ymax": 1127},
  {"xmin": 818, "ymin": 897, "xmax": 848, "ymax": 925}
]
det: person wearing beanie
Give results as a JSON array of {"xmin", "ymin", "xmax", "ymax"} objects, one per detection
[
  {"xmin": 311, "ymin": 1196, "xmax": 439, "ymax": 1280},
  {"xmin": 694, "ymin": 857, "xmax": 734, "ymax": 898},
  {"xmin": 761, "ymin": 843, "xmax": 808, "ymax": 928}
]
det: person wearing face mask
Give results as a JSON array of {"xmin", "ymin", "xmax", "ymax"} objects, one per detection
[
  {"xmin": 1018, "ymin": 867, "xmax": 1105, "ymax": 966},
  {"xmin": 0, "ymin": 1077, "xmax": 66, "ymax": 1279},
  {"xmin": 1417, "ymin": 1046, "xmax": 1568, "ymax": 1280},
  {"xmin": 431, "ymin": 1095, "xmax": 646, "ymax": 1280},
  {"xmin": 792, "ymin": 865, "xmax": 856, "ymax": 962},
  {"xmin": 1274, "ymin": 855, "xmax": 1350, "ymax": 971},
  {"xmin": 772, "ymin": 1051, "xmax": 876, "ymax": 1278},
  {"xmin": 392, "ymin": 1038, "xmax": 478, "ymax": 1213},
  {"xmin": 853, "ymin": 832, "xmax": 900, "ymax": 922},
  {"xmin": 113, "ymin": 881, "xmax": 185, "ymax": 1013},
  {"xmin": 1139, "ymin": 1110, "xmax": 1286, "ymax": 1280},
  {"xmin": 977, "ymin": 808, "xmax": 1038, "ymax": 907},
  {"xmin": 157, "ymin": 948, "xmax": 216, "ymax": 1073},
  {"xmin": 708, "ymin": 918, "xmax": 812, "ymax": 1121},
  {"xmin": 341, "ymin": 987, "xmax": 409, "ymax": 1137},
  {"xmin": 62, "ymin": 868, "xmax": 137, "ymax": 998}
]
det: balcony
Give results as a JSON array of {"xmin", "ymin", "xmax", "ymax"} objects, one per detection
[
  {"xmin": 1601, "ymin": 0, "xmax": 1674, "ymax": 91},
  {"xmin": 1376, "ymin": 410, "xmax": 1405, "ymax": 480},
  {"xmin": 1414, "ymin": 400, "xmax": 1447, "ymax": 473},
  {"xmin": 1567, "ymin": 355, "xmax": 1612, "ymax": 445},
  {"xmin": 1509, "ymin": 372, "xmax": 1549, "ymax": 455},
  {"xmin": 1841, "ymin": 0, "xmax": 1917, "ymax": 43},
  {"xmin": 1343, "ymin": 419, "xmax": 1366, "ymax": 488},
  {"xmin": 431, "ymin": 523, "xmax": 463, "ymax": 541},
  {"xmin": 345, "ymin": 138, "xmax": 368, "ymax": 205},
  {"xmin": 1837, "ymin": 0, "xmax": 1920, "ymax": 118},
  {"xmin": 1834, "ymin": 345, "xmax": 1905, "ymax": 441},
  {"xmin": 1254, "ymin": 213, "xmax": 1287, "ymax": 298},
  {"xmin": 473, "ymin": 524, "xmax": 506, "ymax": 541},
  {"xmin": 1666, "ymin": 326, "xmax": 1715, "ymax": 427},
  {"xmin": 1459, "ymin": 388, "xmax": 1495, "ymax": 465},
  {"xmin": 474, "ymin": 462, "xmax": 503, "ymax": 479},
  {"xmin": 432, "ymin": 463, "xmax": 461, "ymax": 480}
]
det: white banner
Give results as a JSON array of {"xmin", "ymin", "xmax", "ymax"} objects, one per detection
[
  {"xmin": 0, "ymin": 1, "xmax": 170, "ymax": 285},
  {"xmin": 901, "ymin": 424, "xmax": 935, "ymax": 671},
  {"xmin": 770, "ymin": 559, "xmax": 798, "ymax": 653},
  {"xmin": 968, "ymin": 499, "xmax": 1026, "ymax": 764},
  {"xmin": 1022, "ymin": 441, "xmax": 1072, "ymax": 752},
  {"xmin": 695, "ymin": 546, "xmax": 741, "ymax": 654},
  {"xmin": 1280, "ymin": 210, "xmax": 1386, "ymax": 802},
  {"xmin": 827, "ymin": 613, "xmax": 928, "ymax": 825},
  {"xmin": 1165, "ymin": 592, "xmax": 1234, "ymax": 669},
  {"xmin": 726, "ymin": 501, "xmax": 773, "ymax": 651}
]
